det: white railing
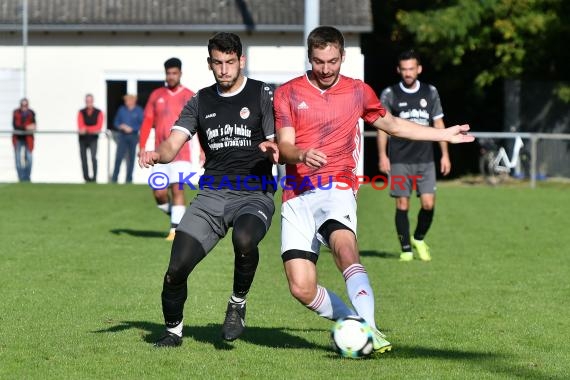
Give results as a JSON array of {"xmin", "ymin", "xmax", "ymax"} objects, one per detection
[
  {"xmin": 362, "ymin": 130, "xmax": 570, "ymax": 188},
  {"xmin": 1, "ymin": 130, "xmax": 133, "ymax": 183},
  {"xmin": 4, "ymin": 129, "xmax": 569, "ymax": 188}
]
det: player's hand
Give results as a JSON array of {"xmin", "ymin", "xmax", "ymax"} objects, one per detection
[
  {"xmin": 440, "ymin": 155, "xmax": 451, "ymax": 176},
  {"xmin": 445, "ymin": 124, "xmax": 475, "ymax": 144},
  {"xmin": 379, "ymin": 155, "xmax": 390, "ymax": 174},
  {"xmin": 301, "ymin": 148, "xmax": 327, "ymax": 169},
  {"xmin": 259, "ymin": 141, "xmax": 279, "ymax": 164},
  {"xmin": 138, "ymin": 150, "xmax": 160, "ymax": 168}
]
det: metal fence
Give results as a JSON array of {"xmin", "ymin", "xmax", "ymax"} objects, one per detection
[
  {"xmin": 3, "ymin": 129, "xmax": 570, "ymax": 188},
  {"xmin": 1, "ymin": 130, "xmax": 127, "ymax": 184},
  {"xmin": 363, "ymin": 130, "xmax": 570, "ymax": 188}
]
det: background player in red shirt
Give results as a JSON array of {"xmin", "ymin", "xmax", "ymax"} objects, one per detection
[
  {"xmin": 139, "ymin": 58, "xmax": 196, "ymax": 240},
  {"xmin": 274, "ymin": 26, "xmax": 474, "ymax": 355}
]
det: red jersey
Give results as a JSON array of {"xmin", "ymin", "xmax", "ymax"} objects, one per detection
[
  {"xmin": 139, "ymin": 85, "xmax": 194, "ymax": 162},
  {"xmin": 274, "ymin": 74, "xmax": 386, "ymax": 202}
]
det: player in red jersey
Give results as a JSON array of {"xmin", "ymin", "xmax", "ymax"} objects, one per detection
[
  {"xmin": 139, "ymin": 58, "xmax": 198, "ymax": 240},
  {"xmin": 274, "ymin": 26, "xmax": 474, "ymax": 355}
]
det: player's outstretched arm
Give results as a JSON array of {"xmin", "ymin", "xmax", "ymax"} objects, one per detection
[
  {"xmin": 138, "ymin": 130, "xmax": 188, "ymax": 168},
  {"xmin": 372, "ymin": 111, "xmax": 474, "ymax": 144}
]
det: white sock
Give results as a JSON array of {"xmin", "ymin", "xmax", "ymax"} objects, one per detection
[
  {"xmin": 230, "ymin": 295, "xmax": 246, "ymax": 305},
  {"xmin": 306, "ymin": 285, "xmax": 353, "ymax": 321},
  {"xmin": 171, "ymin": 205, "xmax": 186, "ymax": 226},
  {"xmin": 343, "ymin": 264, "xmax": 377, "ymax": 329},
  {"xmin": 166, "ymin": 320, "xmax": 183, "ymax": 337},
  {"xmin": 157, "ymin": 203, "xmax": 170, "ymax": 215}
]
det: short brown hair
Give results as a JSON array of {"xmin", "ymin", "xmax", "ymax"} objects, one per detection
[{"xmin": 307, "ymin": 26, "xmax": 345, "ymax": 59}]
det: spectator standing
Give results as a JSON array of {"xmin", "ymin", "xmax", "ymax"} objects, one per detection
[
  {"xmin": 111, "ymin": 94, "xmax": 144, "ymax": 183},
  {"xmin": 12, "ymin": 98, "xmax": 36, "ymax": 182},
  {"xmin": 77, "ymin": 94, "xmax": 104, "ymax": 183}
]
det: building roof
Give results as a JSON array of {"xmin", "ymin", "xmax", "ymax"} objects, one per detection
[{"xmin": 0, "ymin": 0, "xmax": 372, "ymax": 33}]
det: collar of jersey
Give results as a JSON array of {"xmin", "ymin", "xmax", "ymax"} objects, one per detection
[
  {"xmin": 217, "ymin": 77, "xmax": 248, "ymax": 97},
  {"xmin": 399, "ymin": 81, "xmax": 421, "ymax": 94},
  {"xmin": 305, "ymin": 71, "xmax": 341, "ymax": 94}
]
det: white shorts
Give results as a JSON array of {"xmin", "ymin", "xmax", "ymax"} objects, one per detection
[
  {"xmin": 151, "ymin": 160, "xmax": 194, "ymax": 184},
  {"xmin": 280, "ymin": 184, "xmax": 357, "ymax": 255}
]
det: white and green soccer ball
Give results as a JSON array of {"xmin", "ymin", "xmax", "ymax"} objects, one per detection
[{"xmin": 331, "ymin": 315, "xmax": 374, "ymax": 359}]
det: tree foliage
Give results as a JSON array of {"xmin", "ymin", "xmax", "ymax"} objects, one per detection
[{"xmin": 393, "ymin": 0, "xmax": 566, "ymax": 88}]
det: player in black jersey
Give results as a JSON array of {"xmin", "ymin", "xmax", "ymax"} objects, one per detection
[
  {"xmin": 377, "ymin": 50, "xmax": 451, "ymax": 262},
  {"xmin": 139, "ymin": 32, "xmax": 279, "ymax": 347}
]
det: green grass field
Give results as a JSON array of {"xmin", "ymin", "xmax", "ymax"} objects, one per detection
[{"xmin": 1, "ymin": 182, "xmax": 569, "ymax": 379}]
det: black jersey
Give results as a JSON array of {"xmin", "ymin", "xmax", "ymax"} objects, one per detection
[
  {"xmin": 174, "ymin": 77, "xmax": 276, "ymax": 192},
  {"xmin": 380, "ymin": 81, "xmax": 444, "ymax": 164}
]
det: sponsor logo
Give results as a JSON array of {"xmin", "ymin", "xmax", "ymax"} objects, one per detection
[{"xmin": 240, "ymin": 107, "xmax": 250, "ymax": 119}]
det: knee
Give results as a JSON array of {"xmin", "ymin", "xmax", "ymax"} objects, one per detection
[
  {"xmin": 165, "ymin": 264, "xmax": 187, "ymax": 286},
  {"xmin": 288, "ymin": 282, "xmax": 316, "ymax": 305},
  {"xmin": 421, "ymin": 200, "xmax": 435, "ymax": 210},
  {"xmin": 232, "ymin": 230, "xmax": 257, "ymax": 255},
  {"xmin": 165, "ymin": 232, "xmax": 206, "ymax": 285},
  {"xmin": 396, "ymin": 197, "xmax": 409, "ymax": 210}
]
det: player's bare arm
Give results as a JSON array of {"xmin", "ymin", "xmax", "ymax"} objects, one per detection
[
  {"xmin": 138, "ymin": 129, "xmax": 188, "ymax": 168},
  {"xmin": 259, "ymin": 138, "xmax": 279, "ymax": 164},
  {"xmin": 372, "ymin": 111, "xmax": 474, "ymax": 144},
  {"xmin": 277, "ymin": 127, "xmax": 327, "ymax": 169},
  {"xmin": 376, "ymin": 130, "xmax": 390, "ymax": 174},
  {"xmin": 433, "ymin": 117, "xmax": 451, "ymax": 175}
]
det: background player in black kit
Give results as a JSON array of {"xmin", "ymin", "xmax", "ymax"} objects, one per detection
[
  {"xmin": 377, "ymin": 50, "xmax": 450, "ymax": 262},
  {"xmin": 139, "ymin": 32, "xmax": 279, "ymax": 347}
]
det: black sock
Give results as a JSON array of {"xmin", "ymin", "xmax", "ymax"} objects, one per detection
[
  {"xmin": 161, "ymin": 277, "xmax": 187, "ymax": 328},
  {"xmin": 395, "ymin": 208, "xmax": 411, "ymax": 252},
  {"xmin": 414, "ymin": 208, "xmax": 434, "ymax": 240}
]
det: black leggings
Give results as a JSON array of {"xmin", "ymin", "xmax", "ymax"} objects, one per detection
[{"xmin": 161, "ymin": 214, "xmax": 267, "ymax": 326}]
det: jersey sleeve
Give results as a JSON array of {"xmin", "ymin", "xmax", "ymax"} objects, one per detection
[
  {"xmin": 429, "ymin": 85, "xmax": 444, "ymax": 120},
  {"xmin": 379, "ymin": 87, "xmax": 394, "ymax": 113},
  {"xmin": 362, "ymin": 82, "xmax": 387, "ymax": 124},
  {"xmin": 77, "ymin": 111, "xmax": 86, "ymax": 131},
  {"xmin": 259, "ymin": 83, "xmax": 276, "ymax": 140},
  {"xmin": 274, "ymin": 84, "xmax": 293, "ymax": 132},
  {"xmin": 171, "ymin": 93, "xmax": 199, "ymax": 139}
]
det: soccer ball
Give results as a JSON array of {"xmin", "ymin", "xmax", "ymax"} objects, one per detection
[{"xmin": 331, "ymin": 315, "xmax": 374, "ymax": 359}]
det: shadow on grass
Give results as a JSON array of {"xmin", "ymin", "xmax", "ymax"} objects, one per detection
[
  {"xmin": 110, "ymin": 229, "xmax": 166, "ymax": 238},
  {"xmin": 378, "ymin": 345, "xmax": 557, "ymax": 380},
  {"xmin": 93, "ymin": 320, "xmax": 330, "ymax": 352},
  {"xmin": 359, "ymin": 250, "xmax": 400, "ymax": 259}
]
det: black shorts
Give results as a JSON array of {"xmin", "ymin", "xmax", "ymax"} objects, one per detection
[
  {"xmin": 177, "ymin": 188, "xmax": 275, "ymax": 253},
  {"xmin": 389, "ymin": 162, "xmax": 436, "ymax": 197}
]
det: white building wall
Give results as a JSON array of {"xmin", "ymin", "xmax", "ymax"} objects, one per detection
[{"xmin": 0, "ymin": 35, "xmax": 365, "ymax": 183}]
